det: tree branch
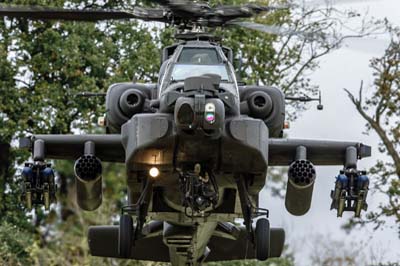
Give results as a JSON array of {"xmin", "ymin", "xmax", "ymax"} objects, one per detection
[{"xmin": 345, "ymin": 84, "xmax": 400, "ymax": 178}]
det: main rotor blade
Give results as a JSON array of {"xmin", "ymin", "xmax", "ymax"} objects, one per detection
[
  {"xmin": 243, "ymin": 4, "xmax": 291, "ymax": 13},
  {"xmin": 227, "ymin": 21, "xmax": 301, "ymax": 36},
  {"xmin": 301, "ymin": 0, "xmax": 379, "ymax": 7},
  {"xmin": 229, "ymin": 21, "xmax": 388, "ymax": 54},
  {"xmin": 0, "ymin": 5, "xmax": 166, "ymax": 22},
  {"xmin": 213, "ymin": 5, "xmax": 290, "ymax": 24}
]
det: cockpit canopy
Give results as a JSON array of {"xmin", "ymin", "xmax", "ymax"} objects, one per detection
[
  {"xmin": 178, "ymin": 48, "xmax": 220, "ymax": 64},
  {"xmin": 160, "ymin": 45, "xmax": 236, "ymax": 93},
  {"xmin": 171, "ymin": 65, "xmax": 232, "ymax": 83},
  {"xmin": 170, "ymin": 47, "xmax": 233, "ymax": 82}
]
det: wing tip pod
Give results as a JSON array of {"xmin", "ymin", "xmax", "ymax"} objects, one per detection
[{"xmin": 359, "ymin": 143, "xmax": 371, "ymax": 158}]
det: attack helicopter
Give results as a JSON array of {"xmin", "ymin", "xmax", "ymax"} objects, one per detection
[{"xmin": 1, "ymin": 1, "xmax": 372, "ymax": 265}]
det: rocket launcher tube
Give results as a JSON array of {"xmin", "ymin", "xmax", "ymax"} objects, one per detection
[
  {"xmin": 74, "ymin": 141, "xmax": 103, "ymax": 211},
  {"xmin": 285, "ymin": 146, "xmax": 317, "ymax": 216}
]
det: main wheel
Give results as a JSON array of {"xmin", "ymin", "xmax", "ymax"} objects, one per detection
[
  {"xmin": 118, "ymin": 214, "xmax": 134, "ymax": 258},
  {"xmin": 255, "ymin": 218, "xmax": 271, "ymax": 261}
]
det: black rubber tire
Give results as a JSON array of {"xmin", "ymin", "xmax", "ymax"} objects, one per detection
[
  {"xmin": 255, "ymin": 218, "xmax": 271, "ymax": 261},
  {"xmin": 118, "ymin": 214, "xmax": 133, "ymax": 258}
]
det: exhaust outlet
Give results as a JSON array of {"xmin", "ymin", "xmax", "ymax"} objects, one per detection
[
  {"xmin": 119, "ymin": 89, "xmax": 145, "ymax": 118},
  {"xmin": 285, "ymin": 146, "xmax": 316, "ymax": 216},
  {"xmin": 241, "ymin": 91, "xmax": 273, "ymax": 119},
  {"xmin": 74, "ymin": 141, "xmax": 103, "ymax": 211}
]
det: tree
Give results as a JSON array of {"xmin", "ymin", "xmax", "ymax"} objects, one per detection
[{"xmin": 345, "ymin": 22, "xmax": 400, "ymax": 236}]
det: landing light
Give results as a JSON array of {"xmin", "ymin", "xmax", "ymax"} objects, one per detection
[{"xmin": 149, "ymin": 167, "xmax": 160, "ymax": 178}]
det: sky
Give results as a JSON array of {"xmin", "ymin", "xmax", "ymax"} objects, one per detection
[{"xmin": 260, "ymin": 0, "xmax": 400, "ymax": 265}]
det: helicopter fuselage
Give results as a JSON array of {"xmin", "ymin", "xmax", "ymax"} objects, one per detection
[
  {"xmin": 20, "ymin": 39, "xmax": 371, "ymax": 266},
  {"xmin": 93, "ymin": 40, "xmax": 286, "ymax": 264}
]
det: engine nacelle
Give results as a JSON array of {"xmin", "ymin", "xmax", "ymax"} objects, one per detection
[
  {"xmin": 119, "ymin": 89, "xmax": 145, "ymax": 118},
  {"xmin": 105, "ymin": 83, "xmax": 155, "ymax": 133},
  {"xmin": 240, "ymin": 91, "xmax": 273, "ymax": 119},
  {"xmin": 239, "ymin": 86, "xmax": 285, "ymax": 138}
]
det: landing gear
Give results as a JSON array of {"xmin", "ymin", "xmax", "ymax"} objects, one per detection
[
  {"xmin": 255, "ymin": 218, "xmax": 271, "ymax": 261},
  {"xmin": 119, "ymin": 176, "xmax": 154, "ymax": 258},
  {"xmin": 118, "ymin": 214, "xmax": 134, "ymax": 258},
  {"xmin": 235, "ymin": 174, "xmax": 270, "ymax": 261}
]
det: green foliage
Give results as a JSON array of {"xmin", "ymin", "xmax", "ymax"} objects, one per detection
[{"xmin": 0, "ymin": 222, "xmax": 35, "ymax": 266}]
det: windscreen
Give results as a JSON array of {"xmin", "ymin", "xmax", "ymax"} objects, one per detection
[
  {"xmin": 178, "ymin": 48, "xmax": 220, "ymax": 64},
  {"xmin": 171, "ymin": 64, "xmax": 232, "ymax": 82}
]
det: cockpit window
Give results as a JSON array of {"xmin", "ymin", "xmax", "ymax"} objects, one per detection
[
  {"xmin": 171, "ymin": 64, "xmax": 232, "ymax": 82},
  {"xmin": 178, "ymin": 48, "xmax": 221, "ymax": 65}
]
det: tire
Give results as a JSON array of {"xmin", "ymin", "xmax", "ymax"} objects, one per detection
[
  {"xmin": 255, "ymin": 218, "xmax": 271, "ymax": 261},
  {"xmin": 118, "ymin": 214, "xmax": 133, "ymax": 258}
]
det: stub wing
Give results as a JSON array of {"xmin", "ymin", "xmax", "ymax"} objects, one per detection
[
  {"xmin": 20, "ymin": 135, "xmax": 371, "ymax": 166},
  {"xmin": 19, "ymin": 134, "xmax": 125, "ymax": 162},
  {"xmin": 268, "ymin": 138, "xmax": 371, "ymax": 166},
  {"xmin": 268, "ymin": 138, "xmax": 372, "ymax": 217}
]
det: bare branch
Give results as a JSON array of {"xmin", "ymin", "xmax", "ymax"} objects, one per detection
[{"xmin": 345, "ymin": 80, "xmax": 400, "ymax": 178}]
